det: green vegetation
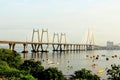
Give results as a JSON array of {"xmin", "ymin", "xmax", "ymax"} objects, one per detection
[
  {"xmin": 0, "ymin": 48, "xmax": 22, "ymax": 68},
  {"xmin": 70, "ymin": 68, "xmax": 100, "ymax": 80},
  {"xmin": 19, "ymin": 60, "xmax": 64, "ymax": 80},
  {"xmin": 107, "ymin": 64, "xmax": 120, "ymax": 80},
  {"xmin": 42, "ymin": 67, "xmax": 64, "ymax": 80},
  {"xmin": 0, "ymin": 48, "xmax": 64, "ymax": 80},
  {"xmin": 19, "ymin": 60, "xmax": 44, "ymax": 79},
  {"xmin": 0, "ymin": 48, "xmax": 36, "ymax": 80}
]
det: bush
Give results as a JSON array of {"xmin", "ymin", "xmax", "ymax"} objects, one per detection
[
  {"xmin": 0, "ymin": 48, "xmax": 36, "ymax": 80},
  {"xmin": 70, "ymin": 68, "xmax": 100, "ymax": 80},
  {"xmin": 0, "ymin": 48, "xmax": 22, "ymax": 68},
  {"xmin": 42, "ymin": 67, "xmax": 65, "ymax": 80},
  {"xmin": 19, "ymin": 60, "xmax": 44, "ymax": 79},
  {"xmin": 107, "ymin": 64, "xmax": 120, "ymax": 80}
]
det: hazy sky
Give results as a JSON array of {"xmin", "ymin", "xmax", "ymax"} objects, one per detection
[{"xmin": 0, "ymin": 0, "xmax": 120, "ymax": 45}]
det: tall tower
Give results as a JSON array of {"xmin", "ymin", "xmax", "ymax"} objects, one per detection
[
  {"xmin": 41, "ymin": 29, "xmax": 49, "ymax": 52},
  {"xmin": 52, "ymin": 33, "xmax": 59, "ymax": 43},
  {"xmin": 31, "ymin": 29, "xmax": 40, "ymax": 42},
  {"xmin": 52, "ymin": 33, "xmax": 59, "ymax": 51},
  {"xmin": 86, "ymin": 29, "xmax": 95, "ymax": 50},
  {"xmin": 59, "ymin": 33, "xmax": 67, "ymax": 51},
  {"xmin": 60, "ymin": 33, "xmax": 67, "ymax": 43},
  {"xmin": 31, "ymin": 29, "xmax": 40, "ymax": 52}
]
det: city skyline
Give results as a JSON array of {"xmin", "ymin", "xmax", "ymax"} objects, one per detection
[{"xmin": 0, "ymin": 0, "xmax": 120, "ymax": 45}]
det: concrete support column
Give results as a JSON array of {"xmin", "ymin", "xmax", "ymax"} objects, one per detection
[
  {"xmin": 60, "ymin": 44, "xmax": 62, "ymax": 51},
  {"xmin": 41, "ymin": 44, "xmax": 49, "ymax": 52},
  {"xmin": 78, "ymin": 45, "xmax": 80, "ymax": 51},
  {"xmin": 22, "ymin": 44, "xmax": 28, "ymax": 53},
  {"xmin": 73, "ymin": 45, "xmax": 75, "ymax": 51},
  {"xmin": 69, "ymin": 45, "xmax": 72, "ymax": 51},
  {"xmin": 22, "ymin": 44, "xmax": 28, "ymax": 58},
  {"xmin": 64, "ymin": 44, "xmax": 66, "ymax": 51},
  {"xmin": 9, "ymin": 43, "xmax": 15, "ymax": 51},
  {"xmin": 76, "ymin": 45, "xmax": 78, "ymax": 51},
  {"xmin": 52, "ymin": 44, "xmax": 55, "ymax": 51},
  {"xmin": 83, "ymin": 45, "xmax": 86, "ymax": 51},
  {"xmin": 32, "ymin": 44, "xmax": 39, "ymax": 52},
  {"xmin": 66, "ymin": 45, "xmax": 69, "ymax": 51},
  {"xmin": 52, "ymin": 44, "xmax": 59, "ymax": 51}
]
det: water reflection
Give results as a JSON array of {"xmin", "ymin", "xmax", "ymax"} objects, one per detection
[
  {"xmin": 23, "ymin": 52, "xmax": 28, "ymax": 59},
  {"xmin": 52, "ymin": 51, "xmax": 61, "ymax": 65},
  {"xmin": 31, "ymin": 52, "xmax": 39, "ymax": 59}
]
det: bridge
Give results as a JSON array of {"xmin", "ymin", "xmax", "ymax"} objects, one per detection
[{"xmin": 0, "ymin": 29, "xmax": 96, "ymax": 53}]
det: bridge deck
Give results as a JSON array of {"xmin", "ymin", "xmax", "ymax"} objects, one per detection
[{"xmin": 0, "ymin": 40, "xmax": 90, "ymax": 46}]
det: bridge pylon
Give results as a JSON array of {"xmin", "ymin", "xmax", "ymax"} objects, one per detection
[
  {"xmin": 31, "ymin": 29, "xmax": 40, "ymax": 42},
  {"xmin": 52, "ymin": 33, "xmax": 59, "ymax": 51},
  {"xmin": 31, "ymin": 29, "xmax": 40, "ymax": 52},
  {"xmin": 60, "ymin": 33, "xmax": 67, "ymax": 43},
  {"xmin": 86, "ymin": 29, "xmax": 95, "ymax": 50},
  {"xmin": 53, "ymin": 33, "xmax": 59, "ymax": 43},
  {"xmin": 40, "ymin": 29, "xmax": 49, "ymax": 52},
  {"xmin": 59, "ymin": 33, "xmax": 67, "ymax": 51}
]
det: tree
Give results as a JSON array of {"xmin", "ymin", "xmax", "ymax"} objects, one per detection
[
  {"xmin": 0, "ymin": 60, "xmax": 36, "ymax": 80},
  {"xmin": 42, "ymin": 67, "xmax": 65, "ymax": 80},
  {"xmin": 0, "ymin": 48, "xmax": 36, "ymax": 80},
  {"xmin": 19, "ymin": 60, "xmax": 44, "ymax": 79},
  {"xmin": 20, "ymin": 74, "xmax": 36, "ymax": 80},
  {"xmin": 0, "ymin": 48, "xmax": 22, "ymax": 68},
  {"xmin": 107, "ymin": 64, "xmax": 120, "ymax": 80},
  {"xmin": 70, "ymin": 68, "xmax": 100, "ymax": 80}
]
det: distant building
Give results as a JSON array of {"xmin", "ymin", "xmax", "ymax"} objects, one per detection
[
  {"xmin": 106, "ymin": 41, "xmax": 120, "ymax": 50},
  {"xmin": 94, "ymin": 41, "xmax": 120, "ymax": 50},
  {"xmin": 107, "ymin": 41, "xmax": 113, "ymax": 47}
]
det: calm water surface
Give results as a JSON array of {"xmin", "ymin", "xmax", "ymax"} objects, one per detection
[{"xmin": 21, "ymin": 50, "xmax": 120, "ymax": 79}]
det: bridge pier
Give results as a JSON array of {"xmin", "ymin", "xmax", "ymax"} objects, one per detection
[
  {"xmin": 22, "ymin": 44, "xmax": 28, "ymax": 53},
  {"xmin": 52, "ymin": 44, "xmax": 56, "ymax": 51},
  {"xmin": 84, "ymin": 45, "xmax": 86, "ymax": 51},
  {"xmin": 57, "ymin": 44, "xmax": 65, "ymax": 51},
  {"xmin": 75, "ymin": 45, "xmax": 77, "ymax": 51},
  {"xmin": 73, "ymin": 45, "xmax": 76, "ymax": 51},
  {"xmin": 41, "ymin": 44, "xmax": 49, "ymax": 52},
  {"xmin": 69, "ymin": 44, "xmax": 76, "ymax": 51},
  {"xmin": 69, "ymin": 45, "xmax": 73, "ymax": 51},
  {"xmin": 31, "ymin": 44, "xmax": 40, "ymax": 52},
  {"xmin": 9, "ymin": 43, "xmax": 15, "ymax": 51},
  {"xmin": 64, "ymin": 44, "xmax": 67, "ymax": 51},
  {"xmin": 61, "ymin": 44, "xmax": 68, "ymax": 51},
  {"xmin": 66, "ymin": 44, "xmax": 69, "ymax": 51},
  {"xmin": 76, "ymin": 44, "xmax": 80, "ymax": 51},
  {"xmin": 52, "ymin": 44, "xmax": 59, "ymax": 51},
  {"xmin": 59, "ymin": 44, "xmax": 62, "ymax": 51},
  {"xmin": 80, "ymin": 45, "xmax": 85, "ymax": 51},
  {"xmin": 78, "ymin": 45, "xmax": 81, "ymax": 51},
  {"xmin": 22, "ymin": 43, "xmax": 28, "ymax": 58}
]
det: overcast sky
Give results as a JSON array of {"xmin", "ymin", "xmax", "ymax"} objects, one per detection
[{"xmin": 0, "ymin": 0, "xmax": 120, "ymax": 45}]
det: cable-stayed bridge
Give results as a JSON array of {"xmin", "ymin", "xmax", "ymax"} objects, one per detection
[{"xmin": 0, "ymin": 29, "xmax": 99, "ymax": 53}]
